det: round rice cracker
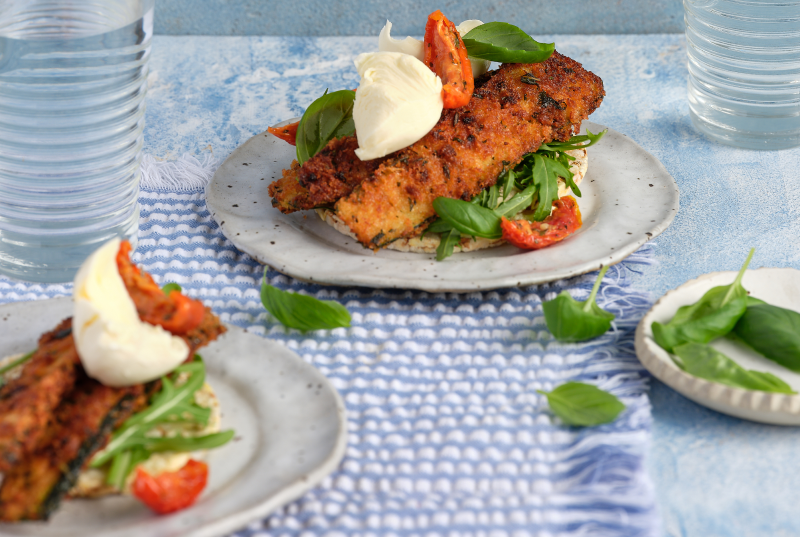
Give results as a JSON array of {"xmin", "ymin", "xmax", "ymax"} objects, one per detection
[{"xmin": 318, "ymin": 148, "xmax": 588, "ymax": 254}]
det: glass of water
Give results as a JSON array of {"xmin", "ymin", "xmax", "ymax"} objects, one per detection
[
  {"xmin": 685, "ymin": 0, "xmax": 800, "ymax": 150},
  {"xmin": 0, "ymin": 0, "xmax": 154, "ymax": 283}
]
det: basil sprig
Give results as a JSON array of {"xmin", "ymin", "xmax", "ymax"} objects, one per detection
[
  {"xmin": 653, "ymin": 249, "xmax": 754, "ymax": 353},
  {"xmin": 90, "ymin": 356, "xmax": 234, "ymax": 489},
  {"xmin": 537, "ymin": 381, "xmax": 625, "ymax": 426},
  {"xmin": 462, "ymin": 22, "xmax": 554, "ymax": 64},
  {"xmin": 261, "ymin": 269, "xmax": 351, "ymax": 332},
  {"xmin": 672, "ymin": 342, "xmax": 796, "ymax": 394},
  {"xmin": 296, "ymin": 89, "xmax": 356, "ymax": 165},
  {"xmin": 429, "ymin": 130, "xmax": 605, "ymax": 261},
  {"xmin": 733, "ymin": 302, "xmax": 800, "ymax": 372},
  {"xmin": 543, "ymin": 266, "xmax": 615, "ymax": 342}
]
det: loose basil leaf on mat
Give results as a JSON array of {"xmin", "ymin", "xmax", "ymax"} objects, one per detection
[
  {"xmin": 162, "ymin": 282, "xmax": 182, "ymax": 295},
  {"xmin": 432, "ymin": 197, "xmax": 502, "ymax": 239},
  {"xmin": 261, "ymin": 269, "xmax": 351, "ymax": 331},
  {"xmin": 733, "ymin": 302, "xmax": 800, "ymax": 372},
  {"xmin": 462, "ymin": 22, "xmax": 554, "ymax": 63},
  {"xmin": 542, "ymin": 266, "xmax": 615, "ymax": 342},
  {"xmin": 537, "ymin": 381, "xmax": 625, "ymax": 426},
  {"xmin": 436, "ymin": 228, "xmax": 461, "ymax": 261},
  {"xmin": 672, "ymin": 342, "xmax": 796, "ymax": 394},
  {"xmin": 296, "ymin": 89, "xmax": 356, "ymax": 165},
  {"xmin": 652, "ymin": 248, "xmax": 754, "ymax": 353}
]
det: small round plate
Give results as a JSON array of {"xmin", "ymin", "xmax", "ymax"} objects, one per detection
[
  {"xmin": 206, "ymin": 120, "xmax": 679, "ymax": 292},
  {"xmin": 635, "ymin": 268, "xmax": 800, "ymax": 425},
  {"xmin": 0, "ymin": 297, "xmax": 347, "ymax": 537}
]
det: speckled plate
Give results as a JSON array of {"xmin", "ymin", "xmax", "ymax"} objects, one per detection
[
  {"xmin": 635, "ymin": 268, "xmax": 800, "ymax": 425},
  {"xmin": 0, "ymin": 297, "xmax": 347, "ymax": 537},
  {"xmin": 206, "ymin": 120, "xmax": 679, "ymax": 292}
]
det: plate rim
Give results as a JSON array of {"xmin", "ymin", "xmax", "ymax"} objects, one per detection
[
  {"xmin": 634, "ymin": 267, "xmax": 800, "ymax": 425},
  {"xmin": 206, "ymin": 120, "xmax": 679, "ymax": 292},
  {"xmin": 0, "ymin": 297, "xmax": 349, "ymax": 537}
]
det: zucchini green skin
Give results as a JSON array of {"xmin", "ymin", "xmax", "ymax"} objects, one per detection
[{"xmin": 0, "ymin": 378, "xmax": 151, "ymax": 521}]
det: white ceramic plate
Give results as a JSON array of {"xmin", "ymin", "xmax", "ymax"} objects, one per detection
[
  {"xmin": 206, "ymin": 120, "xmax": 679, "ymax": 292},
  {"xmin": 0, "ymin": 297, "xmax": 347, "ymax": 537},
  {"xmin": 635, "ymin": 268, "xmax": 800, "ymax": 425}
]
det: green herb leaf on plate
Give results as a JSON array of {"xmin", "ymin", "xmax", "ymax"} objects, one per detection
[
  {"xmin": 672, "ymin": 342, "xmax": 796, "ymax": 394},
  {"xmin": 436, "ymin": 228, "xmax": 461, "ymax": 261},
  {"xmin": 652, "ymin": 248, "xmax": 755, "ymax": 353},
  {"xmin": 0, "ymin": 350, "xmax": 35, "ymax": 388},
  {"xmin": 296, "ymin": 89, "xmax": 356, "ymax": 165},
  {"xmin": 162, "ymin": 282, "xmax": 182, "ymax": 295},
  {"xmin": 733, "ymin": 302, "xmax": 800, "ymax": 373},
  {"xmin": 261, "ymin": 268, "xmax": 351, "ymax": 332},
  {"xmin": 542, "ymin": 266, "xmax": 615, "ymax": 342},
  {"xmin": 432, "ymin": 197, "xmax": 503, "ymax": 239},
  {"xmin": 462, "ymin": 22, "xmax": 554, "ymax": 63},
  {"xmin": 537, "ymin": 381, "xmax": 626, "ymax": 426}
]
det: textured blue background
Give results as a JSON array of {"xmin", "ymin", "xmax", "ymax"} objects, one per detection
[{"xmin": 153, "ymin": 0, "xmax": 685, "ymax": 36}]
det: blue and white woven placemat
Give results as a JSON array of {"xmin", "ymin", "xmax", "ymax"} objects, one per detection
[{"xmin": 0, "ymin": 172, "xmax": 659, "ymax": 537}]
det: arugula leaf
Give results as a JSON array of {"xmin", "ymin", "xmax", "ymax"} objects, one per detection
[
  {"xmin": 653, "ymin": 249, "xmax": 754, "ymax": 353},
  {"xmin": 261, "ymin": 269, "xmax": 351, "ymax": 331},
  {"xmin": 462, "ymin": 22, "xmax": 554, "ymax": 63},
  {"xmin": 432, "ymin": 197, "xmax": 502, "ymax": 239},
  {"xmin": 529, "ymin": 154, "xmax": 563, "ymax": 221},
  {"xmin": 542, "ymin": 266, "xmax": 615, "ymax": 342},
  {"xmin": 537, "ymin": 381, "xmax": 625, "ymax": 426},
  {"xmin": 162, "ymin": 282, "xmax": 182, "ymax": 295},
  {"xmin": 733, "ymin": 302, "xmax": 800, "ymax": 372},
  {"xmin": 296, "ymin": 89, "xmax": 356, "ymax": 165},
  {"xmin": 437, "ymin": 228, "xmax": 461, "ymax": 261},
  {"xmin": 0, "ymin": 350, "xmax": 34, "ymax": 383},
  {"xmin": 672, "ymin": 342, "xmax": 796, "ymax": 394},
  {"xmin": 91, "ymin": 356, "xmax": 234, "ymax": 487}
]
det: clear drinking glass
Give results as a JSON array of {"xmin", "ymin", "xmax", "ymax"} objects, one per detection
[
  {"xmin": 0, "ymin": 0, "xmax": 154, "ymax": 283},
  {"xmin": 685, "ymin": 0, "xmax": 800, "ymax": 150}
]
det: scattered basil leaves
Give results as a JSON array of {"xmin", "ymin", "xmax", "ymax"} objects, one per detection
[
  {"xmin": 261, "ymin": 268, "xmax": 351, "ymax": 332},
  {"xmin": 542, "ymin": 266, "xmax": 615, "ymax": 342},
  {"xmin": 732, "ymin": 302, "xmax": 800, "ymax": 372},
  {"xmin": 162, "ymin": 282, "xmax": 182, "ymax": 295},
  {"xmin": 537, "ymin": 381, "xmax": 625, "ymax": 426},
  {"xmin": 462, "ymin": 22, "xmax": 554, "ymax": 63},
  {"xmin": 672, "ymin": 342, "xmax": 796, "ymax": 394},
  {"xmin": 296, "ymin": 89, "xmax": 356, "ymax": 165},
  {"xmin": 652, "ymin": 248, "xmax": 754, "ymax": 353},
  {"xmin": 432, "ymin": 197, "xmax": 502, "ymax": 239}
]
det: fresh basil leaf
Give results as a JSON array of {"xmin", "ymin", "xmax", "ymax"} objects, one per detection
[
  {"xmin": 672, "ymin": 342, "xmax": 796, "ymax": 394},
  {"xmin": 733, "ymin": 302, "xmax": 800, "ymax": 372},
  {"xmin": 426, "ymin": 218, "xmax": 454, "ymax": 234},
  {"xmin": 537, "ymin": 381, "xmax": 625, "ymax": 426},
  {"xmin": 162, "ymin": 282, "xmax": 182, "ymax": 295},
  {"xmin": 462, "ymin": 22, "xmax": 554, "ymax": 63},
  {"xmin": 261, "ymin": 270, "xmax": 351, "ymax": 332},
  {"xmin": 436, "ymin": 228, "xmax": 461, "ymax": 261},
  {"xmin": 296, "ymin": 89, "xmax": 356, "ymax": 165},
  {"xmin": 653, "ymin": 249, "xmax": 754, "ymax": 353},
  {"xmin": 543, "ymin": 266, "xmax": 615, "ymax": 342},
  {"xmin": 433, "ymin": 197, "xmax": 502, "ymax": 239}
]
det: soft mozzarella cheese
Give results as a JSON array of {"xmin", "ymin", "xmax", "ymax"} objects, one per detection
[
  {"xmin": 73, "ymin": 238, "xmax": 189, "ymax": 387},
  {"xmin": 353, "ymin": 52, "xmax": 443, "ymax": 160},
  {"xmin": 378, "ymin": 20, "xmax": 424, "ymax": 61},
  {"xmin": 455, "ymin": 19, "xmax": 491, "ymax": 77}
]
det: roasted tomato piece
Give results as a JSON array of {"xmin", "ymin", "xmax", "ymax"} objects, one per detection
[
  {"xmin": 501, "ymin": 196, "xmax": 582, "ymax": 250},
  {"xmin": 423, "ymin": 10, "xmax": 474, "ymax": 109},
  {"xmin": 267, "ymin": 121, "xmax": 299, "ymax": 145},
  {"xmin": 132, "ymin": 459, "xmax": 209, "ymax": 514},
  {"xmin": 116, "ymin": 240, "xmax": 206, "ymax": 335}
]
